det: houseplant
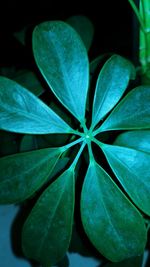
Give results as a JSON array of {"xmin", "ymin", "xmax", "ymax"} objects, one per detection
[{"xmin": 0, "ymin": 2, "xmax": 150, "ymax": 267}]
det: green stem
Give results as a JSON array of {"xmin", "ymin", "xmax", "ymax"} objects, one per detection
[
  {"xmin": 92, "ymin": 137, "xmax": 104, "ymax": 148},
  {"xmin": 86, "ymin": 140, "xmax": 94, "ymax": 164},
  {"xmin": 80, "ymin": 119, "xmax": 88, "ymax": 134},
  {"xmin": 69, "ymin": 128, "xmax": 84, "ymax": 137},
  {"xmin": 60, "ymin": 137, "xmax": 84, "ymax": 153},
  {"xmin": 69, "ymin": 141, "xmax": 86, "ymax": 170},
  {"xmin": 92, "ymin": 126, "xmax": 104, "ymax": 137},
  {"xmin": 128, "ymin": 0, "xmax": 145, "ymax": 32}
]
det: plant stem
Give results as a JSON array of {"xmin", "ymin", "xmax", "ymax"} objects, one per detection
[
  {"xmin": 69, "ymin": 128, "xmax": 84, "ymax": 136},
  {"xmin": 128, "ymin": 0, "xmax": 145, "ymax": 32},
  {"xmin": 60, "ymin": 137, "xmax": 84, "ymax": 153},
  {"xmin": 86, "ymin": 139, "xmax": 94, "ymax": 164},
  {"xmin": 92, "ymin": 137, "xmax": 104, "ymax": 148},
  {"xmin": 69, "ymin": 141, "xmax": 86, "ymax": 170}
]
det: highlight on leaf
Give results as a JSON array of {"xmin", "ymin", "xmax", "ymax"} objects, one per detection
[
  {"xmin": 91, "ymin": 54, "xmax": 136, "ymax": 129},
  {"xmin": 0, "ymin": 76, "xmax": 73, "ymax": 134},
  {"xmin": 33, "ymin": 21, "xmax": 89, "ymax": 123}
]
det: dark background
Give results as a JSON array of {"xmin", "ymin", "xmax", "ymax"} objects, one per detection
[{"xmin": 0, "ymin": 0, "xmax": 138, "ymax": 70}]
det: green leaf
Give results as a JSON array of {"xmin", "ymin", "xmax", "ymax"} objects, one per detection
[
  {"xmin": 0, "ymin": 76, "xmax": 72, "ymax": 134},
  {"xmin": 99, "ymin": 85, "xmax": 150, "ymax": 132},
  {"xmin": 114, "ymin": 130, "xmax": 150, "ymax": 153},
  {"xmin": 14, "ymin": 69, "xmax": 44, "ymax": 96},
  {"xmin": 20, "ymin": 135, "xmax": 38, "ymax": 152},
  {"xmin": 33, "ymin": 21, "xmax": 89, "ymax": 123},
  {"xmin": 81, "ymin": 161, "xmax": 146, "ymax": 262},
  {"xmin": 90, "ymin": 54, "xmax": 112, "ymax": 76},
  {"xmin": 91, "ymin": 55, "xmax": 136, "ymax": 128},
  {"xmin": 102, "ymin": 144, "xmax": 150, "ymax": 215},
  {"xmin": 66, "ymin": 15, "xmax": 94, "ymax": 51},
  {"xmin": 22, "ymin": 168, "xmax": 75, "ymax": 266},
  {"xmin": 104, "ymin": 255, "xmax": 143, "ymax": 267},
  {"xmin": 0, "ymin": 147, "xmax": 62, "ymax": 203}
]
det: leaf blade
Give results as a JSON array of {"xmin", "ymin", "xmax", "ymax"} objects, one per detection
[
  {"xmin": 102, "ymin": 144, "xmax": 150, "ymax": 215},
  {"xmin": 114, "ymin": 130, "xmax": 150, "ymax": 153},
  {"xmin": 0, "ymin": 147, "xmax": 62, "ymax": 203},
  {"xmin": 81, "ymin": 161, "xmax": 146, "ymax": 262},
  {"xmin": 99, "ymin": 85, "xmax": 150, "ymax": 132},
  {"xmin": 0, "ymin": 76, "xmax": 72, "ymax": 134},
  {"xmin": 92, "ymin": 55, "xmax": 135, "ymax": 128},
  {"xmin": 22, "ymin": 168, "xmax": 75, "ymax": 266},
  {"xmin": 33, "ymin": 21, "xmax": 89, "ymax": 122},
  {"xmin": 66, "ymin": 15, "xmax": 94, "ymax": 51}
]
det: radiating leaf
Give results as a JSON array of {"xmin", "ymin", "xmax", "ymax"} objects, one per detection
[
  {"xmin": 14, "ymin": 69, "xmax": 44, "ymax": 96},
  {"xmin": 102, "ymin": 144, "xmax": 150, "ymax": 215},
  {"xmin": 0, "ymin": 76, "xmax": 72, "ymax": 134},
  {"xmin": 33, "ymin": 21, "xmax": 89, "ymax": 123},
  {"xmin": 22, "ymin": 168, "xmax": 75, "ymax": 266},
  {"xmin": 99, "ymin": 85, "xmax": 150, "ymax": 132},
  {"xmin": 81, "ymin": 161, "xmax": 146, "ymax": 262},
  {"xmin": 91, "ymin": 55, "xmax": 136, "ymax": 128},
  {"xmin": 0, "ymin": 147, "xmax": 62, "ymax": 203},
  {"xmin": 114, "ymin": 130, "xmax": 150, "ymax": 153},
  {"xmin": 66, "ymin": 15, "xmax": 94, "ymax": 51}
]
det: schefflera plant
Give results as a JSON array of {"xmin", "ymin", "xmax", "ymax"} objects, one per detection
[{"xmin": 0, "ymin": 21, "xmax": 150, "ymax": 266}]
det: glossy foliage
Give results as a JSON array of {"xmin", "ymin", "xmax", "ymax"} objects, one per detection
[
  {"xmin": 91, "ymin": 55, "xmax": 135, "ymax": 128},
  {"xmin": 0, "ymin": 147, "xmax": 62, "ymax": 203},
  {"xmin": 0, "ymin": 19, "xmax": 150, "ymax": 266},
  {"xmin": 81, "ymin": 160, "xmax": 146, "ymax": 262},
  {"xmin": 22, "ymin": 168, "xmax": 75, "ymax": 266},
  {"xmin": 33, "ymin": 21, "xmax": 89, "ymax": 123},
  {"xmin": 0, "ymin": 76, "xmax": 72, "ymax": 134}
]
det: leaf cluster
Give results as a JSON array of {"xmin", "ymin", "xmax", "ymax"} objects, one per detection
[{"xmin": 0, "ymin": 18, "xmax": 150, "ymax": 266}]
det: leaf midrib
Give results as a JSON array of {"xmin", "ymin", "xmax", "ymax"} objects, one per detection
[{"xmin": 94, "ymin": 164, "xmax": 124, "ymax": 246}]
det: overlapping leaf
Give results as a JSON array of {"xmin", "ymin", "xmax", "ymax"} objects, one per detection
[
  {"xmin": 22, "ymin": 168, "xmax": 75, "ymax": 266},
  {"xmin": 0, "ymin": 147, "xmax": 62, "ymax": 203},
  {"xmin": 66, "ymin": 15, "xmax": 94, "ymax": 51},
  {"xmin": 99, "ymin": 85, "xmax": 150, "ymax": 132},
  {"xmin": 91, "ymin": 55, "xmax": 135, "ymax": 128},
  {"xmin": 81, "ymin": 160, "xmax": 146, "ymax": 262},
  {"xmin": 114, "ymin": 130, "xmax": 150, "ymax": 153},
  {"xmin": 33, "ymin": 21, "xmax": 89, "ymax": 123},
  {"xmin": 102, "ymin": 144, "xmax": 150, "ymax": 215},
  {"xmin": 0, "ymin": 76, "xmax": 72, "ymax": 134}
]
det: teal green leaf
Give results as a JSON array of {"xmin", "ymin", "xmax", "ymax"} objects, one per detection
[
  {"xmin": 0, "ymin": 76, "xmax": 72, "ymax": 134},
  {"xmin": 91, "ymin": 55, "xmax": 136, "ymax": 128},
  {"xmin": 22, "ymin": 168, "xmax": 75, "ymax": 266},
  {"xmin": 66, "ymin": 15, "xmax": 94, "ymax": 51},
  {"xmin": 90, "ymin": 54, "xmax": 112, "ymax": 76},
  {"xmin": 102, "ymin": 144, "xmax": 150, "ymax": 215},
  {"xmin": 104, "ymin": 255, "xmax": 143, "ymax": 267},
  {"xmin": 99, "ymin": 86, "xmax": 150, "ymax": 132},
  {"xmin": 114, "ymin": 130, "xmax": 150, "ymax": 153},
  {"xmin": 20, "ymin": 135, "xmax": 38, "ymax": 152},
  {"xmin": 33, "ymin": 21, "xmax": 89, "ymax": 123},
  {"xmin": 81, "ymin": 161, "xmax": 146, "ymax": 262},
  {"xmin": 14, "ymin": 69, "xmax": 44, "ymax": 96},
  {"xmin": 0, "ymin": 147, "xmax": 62, "ymax": 203}
]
